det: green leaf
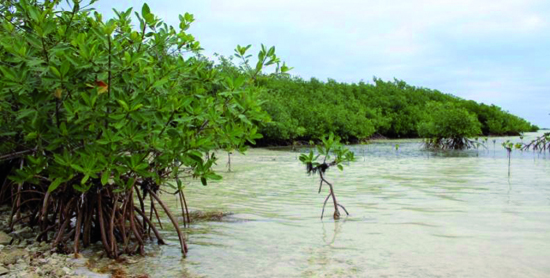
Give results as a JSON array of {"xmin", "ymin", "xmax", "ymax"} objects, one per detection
[
  {"xmin": 48, "ymin": 178, "xmax": 63, "ymax": 193},
  {"xmin": 142, "ymin": 3, "xmax": 151, "ymax": 16},
  {"xmin": 117, "ymin": 99, "xmax": 129, "ymax": 111},
  {"xmin": 50, "ymin": 66, "xmax": 61, "ymax": 78},
  {"xmin": 60, "ymin": 60, "xmax": 71, "ymax": 76},
  {"xmin": 126, "ymin": 177, "xmax": 135, "ymax": 189},
  {"xmin": 124, "ymin": 51, "xmax": 131, "ymax": 63},
  {"xmin": 267, "ymin": 46, "xmax": 275, "ymax": 56},
  {"xmin": 81, "ymin": 174, "xmax": 90, "ymax": 184},
  {"xmin": 316, "ymin": 145, "xmax": 324, "ymax": 155},
  {"xmin": 101, "ymin": 170, "xmax": 110, "ymax": 185},
  {"xmin": 153, "ymin": 78, "xmax": 169, "ymax": 88},
  {"xmin": 206, "ymin": 173, "xmax": 222, "ymax": 181},
  {"xmin": 25, "ymin": 132, "xmax": 38, "ymax": 141}
]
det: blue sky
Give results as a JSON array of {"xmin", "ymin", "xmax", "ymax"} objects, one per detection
[{"xmin": 91, "ymin": 0, "xmax": 550, "ymax": 128}]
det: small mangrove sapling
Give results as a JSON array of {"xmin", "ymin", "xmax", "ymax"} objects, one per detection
[
  {"xmin": 299, "ymin": 133, "xmax": 355, "ymax": 220},
  {"xmin": 502, "ymin": 140, "xmax": 513, "ymax": 176}
]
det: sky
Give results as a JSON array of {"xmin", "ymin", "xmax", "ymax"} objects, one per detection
[{"xmin": 91, "ymin": 0, "xmax": 550, "ymax": 128}]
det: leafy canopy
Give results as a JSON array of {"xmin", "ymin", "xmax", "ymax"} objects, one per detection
[
  {"xmin": 299, "ymin": 133, "xmax": 355, "ymax": 173},
  {"xmin": 0, "ymin": 0, "xmax": 286, "ymax": 194},
  {"xmin": 417, "ymin": 103, "xmax": 482, "ymax": 139}
]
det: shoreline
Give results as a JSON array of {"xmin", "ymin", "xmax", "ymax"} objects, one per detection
[
  {"xmin": 255, "ymin": 132, "xmax": 533, "ymax": 149},
  {"xmin": 0, "ymin": 205, "xmax": 141, "ymax": 278},
  {"xmin": 0, "ymin": 205, "xmax": 232, "ymax": 278}
]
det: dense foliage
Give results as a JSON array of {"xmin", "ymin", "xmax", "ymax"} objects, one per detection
[
  {"xmin": 0, "ymin": 0, "xmax": 286, "ymax": 258},
  {"xmin": 418, "ymin": 103, "xmax": 482, "ymax": 149},
  {"xmin": 255, "ymin": 76, "xmax": 537, "ymax": 145}
]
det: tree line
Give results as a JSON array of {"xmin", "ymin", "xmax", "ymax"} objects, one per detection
[{"xmin": 254, "ymin": 76, "xmax": 537, "ymax": 145}]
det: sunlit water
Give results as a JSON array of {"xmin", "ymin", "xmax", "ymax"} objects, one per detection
[{"xmin": 130, "ymin": 132, "xmax": 550, "ymax": 277}]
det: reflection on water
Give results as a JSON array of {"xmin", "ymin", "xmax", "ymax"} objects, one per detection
[
  {"xmin": 128, "ymin": 132, "xmax": 550, "ymax": 277},
  {"xmin": 322, "ymin": 219, "xmax": 346, "ymax": 246}
]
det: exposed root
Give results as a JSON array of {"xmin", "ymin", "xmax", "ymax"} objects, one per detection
[
  {"xmin": 318, "ymin": 171, "xmax": 347, "ymax": 220},
  {"xmin": 522, "ymin": 132, "xmax": 550, "ymax": 153},
  {"xmin": 320, "ymin": 193, "xmax": 330, "ymax": 219},
  {"xmin": 423, "ymin": 137, "xmax": 484, "ymax": 150},
  {"xmin": 0, "ymin": 159, "xmax": 191, "ymax": 259}
]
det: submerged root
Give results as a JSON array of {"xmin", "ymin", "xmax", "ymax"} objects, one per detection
[{"xmin": 187, "ymin": 210, "xmax": 233, "ymax": 222}]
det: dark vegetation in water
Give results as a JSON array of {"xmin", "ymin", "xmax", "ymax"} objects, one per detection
[
  {"xmin": 522, "ymin": 132, "xmax": 550, "ymax": 153},
  {"xmin": 500, "ymin": 133, "xmax": 548, "ymax": 177},
  {"xmin": 422, "ymin": 137, "xmax": 480, "ymax": 150},
  {"xmin": 0, "ymin": 0, "xmax": 287, "ymax": 259},
  {"xmin": 187, "ymin": 210, "xmax": 233, "ymax": 222},
  {"xmin": 299, "ymin": 134, "xmax": 354, "ymax": 220},
  {"xmin": 418, "ymin": 102, "xmax": 486, "ymax": 150},
  {"xmin": 253, "ymin": 76, "xmax": 537, "ymax": 146}
]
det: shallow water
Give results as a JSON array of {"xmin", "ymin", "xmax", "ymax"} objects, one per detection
[{"xmin": 132, "ymin": 132, "xmax": 550, "ymax": 278}]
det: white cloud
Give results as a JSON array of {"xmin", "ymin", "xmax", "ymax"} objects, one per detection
[{"xmin": 92, "ymin": 0, "xmax": 550, "ymax": 127}]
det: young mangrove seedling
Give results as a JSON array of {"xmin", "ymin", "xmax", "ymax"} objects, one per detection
[
  {"xmin": 299, "ymin": 133, "xmax": 355, "ymax": 220},
  {"xmin": 502, "ymin": 140, "xmax": 513, "ymax": 176}
]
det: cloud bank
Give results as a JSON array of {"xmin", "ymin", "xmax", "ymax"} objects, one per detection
[{"xmin": 93, "ymin": 0, "xmax": 550, "ymax": 127}]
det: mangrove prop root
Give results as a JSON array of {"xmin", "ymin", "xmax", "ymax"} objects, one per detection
[
  {"xmin": 134, "ymin": 186, "xmax": 147, "ymax": 234},
  {"xmin": 97, "ymin": 192, "xmax": 113, "ymax": 258},
  {"xmin": 337, "ymin": 204, "xmax": 349, "ymax": 215},
  {"xmin": 182, "ymin": 191, "xmax": 191, "ymax": 226},
  {"xmin": 109, "ymin": 195, "xmax": 119, "ymax": 257},
  {"xmin": 149, "ymin": 189, "xmax": 188, "ymax": 255},
  {"xmin": 1, "ymin": 176, "xmax": 190, "ymax": 259},
  {"xmin": 422, "ymin": 137, "xmax": 483, "ymax": 150},
  {"xmin": 133, "ymin": 206, "xmax": 165, "ymax": 244},
  {"xmin": 178, "ymin": 191, "xmax": 187, "ymax": 228},
  {"xmin": 129, "ymin": 196, "xmax": 145, "ymax": 256},
  {"xmin": 177, "ymin": 190, "xmax": 191, "ymax": 227},
  {"xmin": 150, "ymin": 194, "xmax": 164, "ymax": 229},
  {"xmin": 318, "ymin": 172, "xmax": 346, "ymax": 220},
  {"xmin": 73, "ymin": 203, "xmax": 83, "ymax": 255},
  {"xmin": 321, "ymin": 193, "xmax": 330, "ymax": 219}
]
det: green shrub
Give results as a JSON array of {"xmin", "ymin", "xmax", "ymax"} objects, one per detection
[
  {"xmin": 418, "ymin": 103, "xmax": 482, "ymax": 149},
  {"xmin": 0, "ymin": 0, "xmax": 285, "ymax": 258}
]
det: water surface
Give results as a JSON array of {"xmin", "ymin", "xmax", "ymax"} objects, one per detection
[{"xmin": 133, "ymin": 132, "xmax": 550, "ymax": 277}]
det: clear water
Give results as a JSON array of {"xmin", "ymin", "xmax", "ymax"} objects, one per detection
[{"xmin": 130, "ymin": 132, "xmax": 550, "ymax": 278}]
